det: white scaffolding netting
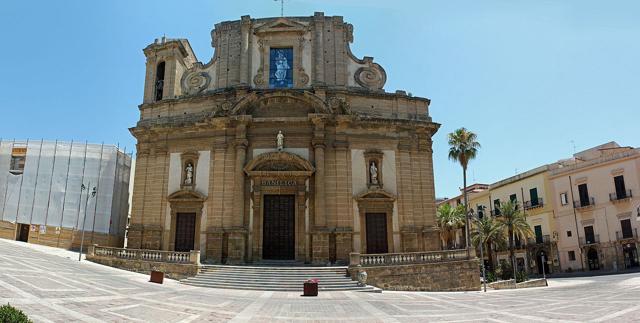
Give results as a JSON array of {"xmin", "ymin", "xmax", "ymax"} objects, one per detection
[{"xmin": 0, "ymin": 140, "xmax": 131, "ymax": 236}]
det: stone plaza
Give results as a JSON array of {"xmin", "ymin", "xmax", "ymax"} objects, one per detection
[{"xmin": 2, "ymin": 238, "xmax": 640, "ymax": 322}]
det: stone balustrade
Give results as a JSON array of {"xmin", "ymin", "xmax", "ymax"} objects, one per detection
[
  {"xmin": 90, "ymin": 245, "xmax": 199, "ymax": 264},
  {"xmin": 86, "ymin": 245, "xmax": 201, "ymax": 280},
  {"xmin": 350, "ymin": 249, "xmax": 470, "ymax": 267},
  {"xmin": 347, "ymin": 249, "xmax": 479, "ymax": 291}
]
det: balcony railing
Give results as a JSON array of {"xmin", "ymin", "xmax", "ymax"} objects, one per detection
[
  {"xmin": 523, "ymin": 198, "xmax": 544, "ymax": 210},
  {"xmin": 610, "ymin": 190, "xmax": 632, "ymax": 202},
  {"xmin": 616, "ymin": 228, "xmax": 638, "ymax": 241},
  {"xmin": 573, "ymin": 197, "xmax": 595, "ymax": 209},
  {"xmin": 350, "ymin": 249, "xmax": 470, "ymax": 267},
  {"xmin": 579, "ymin": 234, "xmax": 600, "ymax": 247},
  {"xmin": 527, "ymin": 234, "xmax": 551, "ymax": 245}
]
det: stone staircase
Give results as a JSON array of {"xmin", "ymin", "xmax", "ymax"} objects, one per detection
[{"xmin": 180, "ymin": 264, "xmax": 380, "ymax": 292}]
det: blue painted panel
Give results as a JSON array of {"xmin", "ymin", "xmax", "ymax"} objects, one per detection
[{"xmin": 269, "ymin": 48, "xmax": 293, "ymax": 88}]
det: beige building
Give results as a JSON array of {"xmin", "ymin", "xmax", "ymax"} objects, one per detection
[
  {"xmin": 549, "ymin": 142, "xmax": 640, "ymax": 272},
  {"xmin": 127, "ymin": 13, "xmax": 441, "ymax": 265}
]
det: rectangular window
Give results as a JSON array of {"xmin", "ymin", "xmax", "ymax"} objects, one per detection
[
  {"xmin": 614, "ymin": 175, "xmax": 627, "ymax": 199},
  {"xmin": 269, "ymin": 48, "xmax": 293, "ymax": 89},
  {"xmin": 477, "ymin": 205, "xmax": 485, "ymax": 219},
  {"xmin": 9, "ymin": 147, "xmax": 27, "ymax": 174},
  {"xmin": 621, "ymin": 219, "xmax": 633, "ymax": 238},
  {"xmin": 529, "ymin": 188, "xmax": 539, "ymax": 206},
  {"xmin": 560, "ymin": 193, "xmax": 568, "ymax": 205},
  {"xmin": 568, "ymin": 251, "xmax": 576, "ymax": 261},
  {"xmin": 584, "ymin": 225, "xmax": 595, "ymax": 244},
  {"xmin": 578, "ymin": 184, "xmax": 590, "ymax": 207},
  {"xmin": 510, "ymin": 194, "xmax": 517, "ymax": 204},
  {"xmin": 493, "ymin": 199, "xmax": 501, "ymax": 216},
  {"xmin": 535, "ymin": 225, "xmax": 543, "ymax": 244},
  {"xmin": 566, "ymin": 230, "xmax": 572, "ymax": 237}
]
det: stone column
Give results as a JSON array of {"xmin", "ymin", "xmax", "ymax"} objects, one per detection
[
  {"xmin": 233, "ymin": 123, "xmax": 248, "ymax": 228},
  {"xmin": 311, "ymin": 116, "xmax": 327, "ymax": 227}
]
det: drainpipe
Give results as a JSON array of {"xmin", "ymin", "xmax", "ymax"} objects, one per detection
[{"xmin": 568, "ymin": 175, "xmax": 585, "ymax": 271}]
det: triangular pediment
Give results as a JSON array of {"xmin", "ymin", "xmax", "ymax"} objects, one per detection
[
  {"xmin": 168, "ymin": 189, "xmax": 206, "ymax": 202},
  {"xmin": 254, "ymin": 18, "xmax": 308, "ymax": 35},
  {"xmin": 355, "ymin": 188, "xmax": 396, "ymax": 202}
]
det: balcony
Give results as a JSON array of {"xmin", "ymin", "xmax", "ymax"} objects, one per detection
[
  {"xmin": 523, "ymin": 198, "xmax": 544, "ymax": 210},
  {"xmin": 527, "ymin": 234, "xmax": 551, "ymax": 245},
  {"xmin": 610, "ymin": 190, "xmax": 632, "ymax": 203},
  {"xmin": 573, "ymin": 197, "xmax": 595, "ymax": 209},
  {"xmin": 616, "ymin": 228, "xmax": 638, "ymax": 241},
  {"xmin": 579, "ymin": 234, "xmax": 600, "ymax": 247}
]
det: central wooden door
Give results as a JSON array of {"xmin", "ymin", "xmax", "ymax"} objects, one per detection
[
  {"xmin": 174, "ymin": 213, "xmax": 196, "ymax": 252},
  {"xmin": 366, "ymin": 213, "xmax": 388, "ymax": 254},
  {"xmin": 262, "ymin": 194, "xmax": 295, "ymax": 260}
]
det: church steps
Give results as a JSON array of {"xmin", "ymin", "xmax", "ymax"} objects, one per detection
[{"xmin": 181, "ymin": 265, "xmax": 378, "ymax": 292}]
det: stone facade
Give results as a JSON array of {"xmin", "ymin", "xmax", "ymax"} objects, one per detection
[
  {"xmin": 129, "ymin": 13, "xmax": 441, "ymax": 265},
  {"xmin": 350, "ymin": 259, "xmax": 480, "ymax": 291}
]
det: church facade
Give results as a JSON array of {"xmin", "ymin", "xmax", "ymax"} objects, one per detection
[{"xmin": 127, "ymin": 13, "xmax": 441, "ymax": 264}]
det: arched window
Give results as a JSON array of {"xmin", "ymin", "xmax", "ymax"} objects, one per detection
[{"xmin": 155, "ymin": 61, "xmax": 165, "ymax": 101}]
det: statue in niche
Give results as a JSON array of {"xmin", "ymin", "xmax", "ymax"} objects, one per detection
[
  {"xmin": 274, "ymin": 50, "xmax": 290, "ymax": 82},
  {"xmin": 184, "ymin": 162, "xmax": 194, "ymax": 185},
  {"xmin": 276, "ymin": 130, "xmax": 285, "ymax": 151},
  {"xmin": 370, "ymin": 161, "xmax": 379, "ymax": 185}
]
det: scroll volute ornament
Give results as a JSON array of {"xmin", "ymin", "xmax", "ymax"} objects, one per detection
[
  {"xmin": 181, "ymin": 66, "xmax": 211, "ymax": 95},
  {"xmin": 354, "ymin": 57, "xmax": 387, "ymax": 90}
]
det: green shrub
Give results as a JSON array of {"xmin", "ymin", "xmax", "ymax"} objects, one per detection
[
  {"xmin": 516, "ymin": 271, "xmax": 529, "ymax": 283},
  {"xmin": 0, "ymin": 303, "xmax": 32, "ymax": 323},
  {"xmin": 485, "ymin": 271, "xmax": 496, "ymax": 283}
]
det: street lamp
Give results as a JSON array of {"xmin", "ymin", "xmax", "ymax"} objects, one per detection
[
  {"xmin": 79, "ymin": 183, "xmax": 97, "ymax": 261},
  {"xmin": 469, "ymin": 209, "xmax": 487, "ymax": 292}
]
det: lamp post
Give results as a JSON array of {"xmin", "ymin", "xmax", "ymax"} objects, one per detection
[
  {"xmin": 540, "ymin": 251, "xmax": 546, "ymax": 280},
  {"xmin": 78, "ymin": 183, "xmax": 97, "ymax": 261},
  {"xmin": 470, "ymin": 209, "xmax": 487, "ymax": 292}
]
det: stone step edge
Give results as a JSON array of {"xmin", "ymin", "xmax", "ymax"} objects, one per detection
[
  {"xmin": 183, "ymin": 280, "xmax": 359, "ymax": 287},
  {"xmin": 201, "ymin": 265, "xmax": 348, "ymax": 270},
  {"xmin": 181, "ymin": 282, "xmax": 375, "ymax": 292}
]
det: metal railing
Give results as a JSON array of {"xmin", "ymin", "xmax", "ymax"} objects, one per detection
[
  {"xmin": 523, "ymin": 198, "xmax": 544, "ymax": 210},
  {"xmin": 579, "ymin": 234, "xmax": 600, "ymax": 246},
  {"xmin": 616, "ymin": 228, "xmax": 638, "ymax": 241},
  {"xmin": 90, "ymin": 245, "xmax": 200, "ymax": 265},
  {"xmin": 610, "ymin": 190, "xmax": 632, "ymax": 202},
  {"xmin": 527, "ymin": 234, "xmax": 551, "ymax": 245},
  {"xmin": 573, "ymin": 197, "xmax": 595, "ymax": 209},
  {"xmin": 350, "ymin": 249, "xmax": 470, "ymax": 267}
]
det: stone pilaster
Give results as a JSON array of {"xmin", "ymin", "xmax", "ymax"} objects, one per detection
[
  {"xmin": 226, "ymin": 229, "xmax": 247, "ymax": 264},
  {"xmin": 234, "ymin": 137, "xmax": 248, "ymax": 228},
  {"xmin": 205, "ymin": 227, "xmax": 224, "ymax": 263},
  {"xmin": 422, "ymin": 226, "xmax": 441, "ymax": 251},
  {"xmin": 335, "ymin": 229, "xmax": 353, "ymax": 264},
  {"xmin": 312, "ymin": 231, "xmax": 330, "ymax": 265},
  {"xmin": 312, "ymin": 12, "xmax": 325, "ymax": 86},
  {"xmin": 400, "ymin": 227, "xmax": 419, "ymax": 252},
  {"xmin": 311, "ymin": 116, "xmax": 327, "ymax": 227},
  {"xmin": 126, "ymin": 224, "xmax": 143, "ymax": 249},
  {"xmin": 141, "ymin": 224, "xmax": 163, "ymax": 250},
  {"xmin": 239, "ymin": 15, "xmax": 251, "ymax": 85}
]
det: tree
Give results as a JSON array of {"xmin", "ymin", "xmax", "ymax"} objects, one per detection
[
  {"xmin": 471, "ymin": 216, "xmax": 506, "ymax": 270},
  {"xmin": 495, "ymin": 200, "xmax": 533, "ymax": 272},
  {"xmin": 448, "ymin": 128, "xmax": 480, "ymax": 250},
  {"xmin": 436, "ymin": 203, "xmax": 466, "ymax": 249}
]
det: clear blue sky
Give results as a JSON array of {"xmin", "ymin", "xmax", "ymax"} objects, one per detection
[{"xmin": 1, "ymin": 0, "xmax": 638, "ymax": 198}]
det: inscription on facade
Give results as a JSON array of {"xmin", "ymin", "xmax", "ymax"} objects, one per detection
[{"xmin": 261, "ymin": 179, "xmax": 297, "ymax": 186}]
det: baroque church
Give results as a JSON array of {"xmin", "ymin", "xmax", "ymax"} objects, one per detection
[{"xmin": 127, "ymin": 13, "xmax": 441, "ymax": 264}]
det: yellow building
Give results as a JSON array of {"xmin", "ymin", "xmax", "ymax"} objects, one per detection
[{"xmin": 467, "ymin": 166, "xmax": 560, "ymax": 275}]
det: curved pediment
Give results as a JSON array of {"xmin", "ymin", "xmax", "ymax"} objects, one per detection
[
  {"xmin": 244, "ymin": 151, "xmax": 314, "ymax": 176},
  {"xmin": 230, "ymin": 91, "xmax": 331, "ymax": 117},
  {"xmin": 355, "ymin": 188, "xmax": 396, "ymax": 202},
  {"xmin": 168, "ymin": 189, "xmax": 207, "ymax": 202}
]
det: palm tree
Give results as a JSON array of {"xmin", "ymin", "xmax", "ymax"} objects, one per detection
[
  {"xmin": 495, "ymin": 200, "xmax": 533, "ymax": 272},
  {"xmin": 436, "ymin": 203, "xmax": 465, "ymax": 249},
  {"xmin": 471, "ymin": 216, "xmax": 506, "ymax": 270},
  {"xmin": 448, "ymin": 128, "xmax": 481, "ymax": 250}
]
